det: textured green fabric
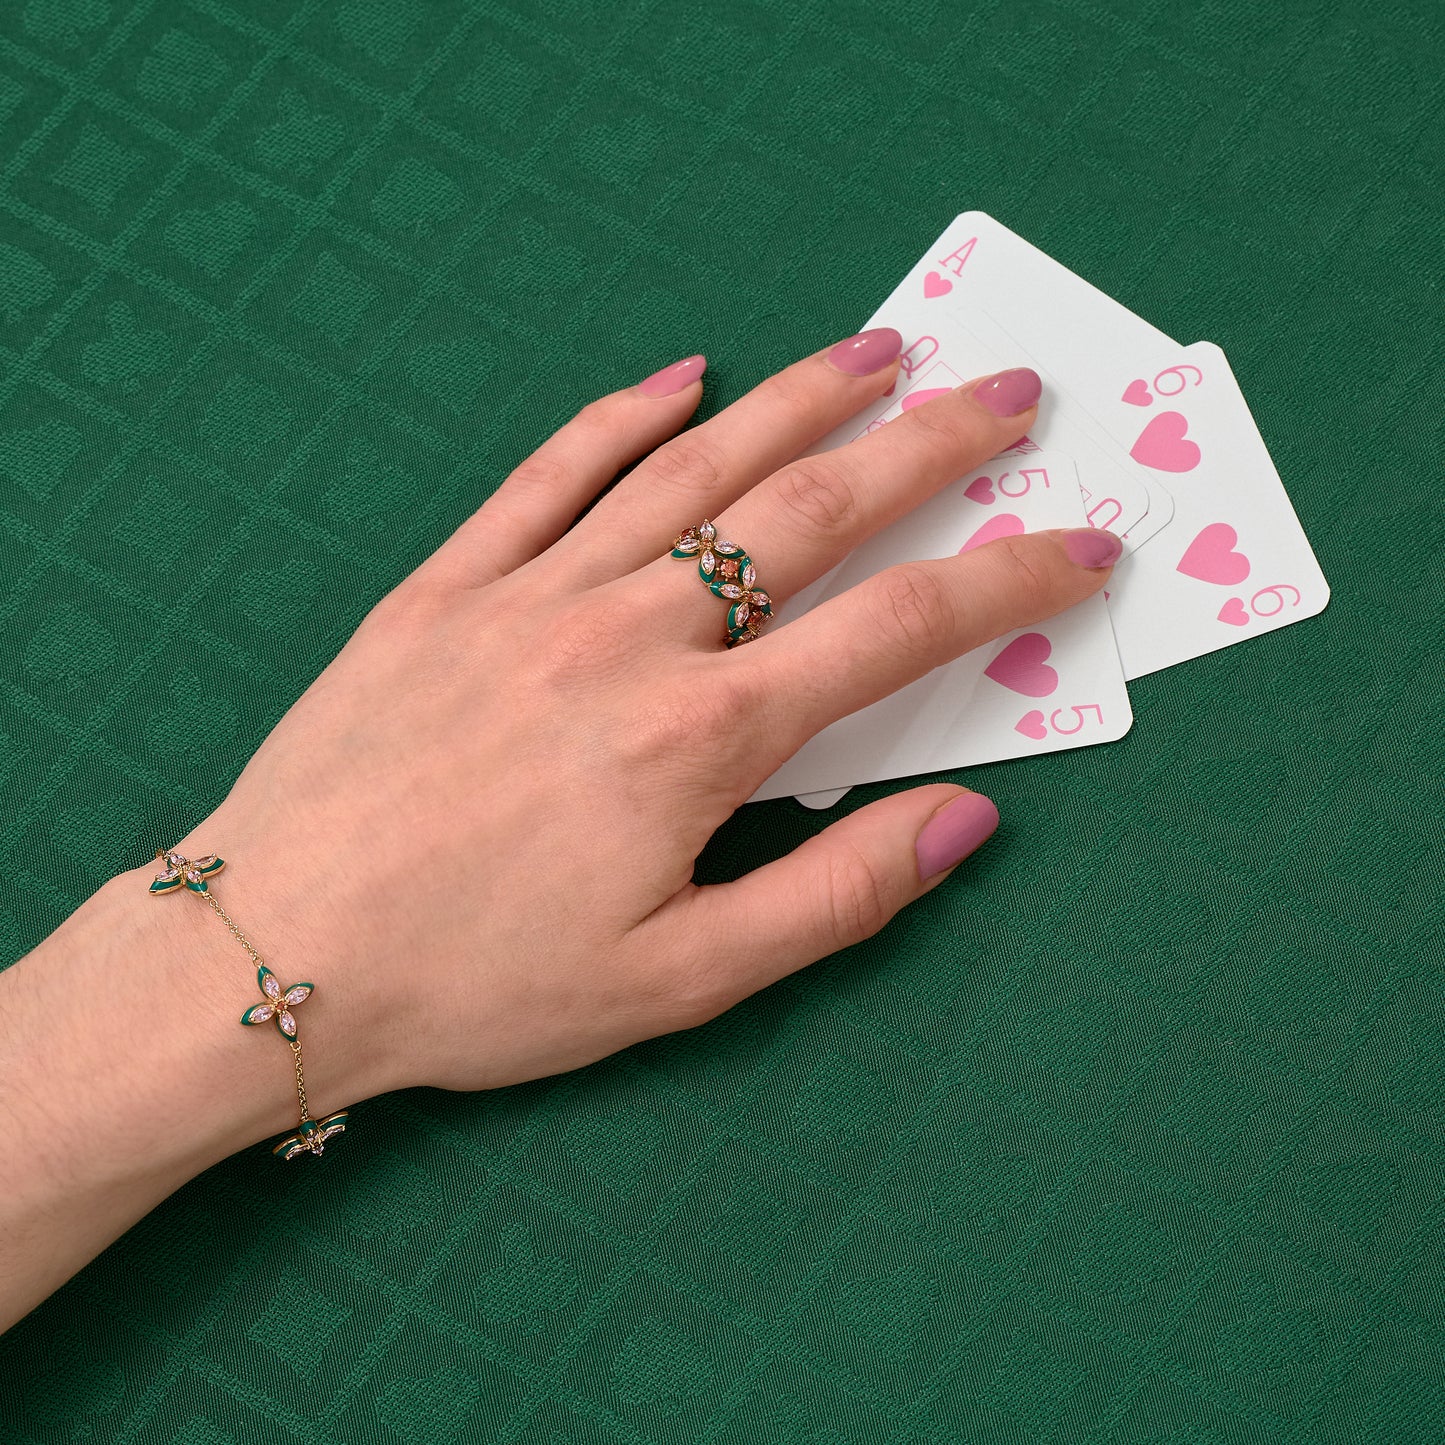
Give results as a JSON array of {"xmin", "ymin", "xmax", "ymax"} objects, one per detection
[{"xmin": 1, "ymin": 0, "xmax": 1441, "ymax": 1439}]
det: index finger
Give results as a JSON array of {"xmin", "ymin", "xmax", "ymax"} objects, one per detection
[{"xmin": 739, "ymin": 526, "xmax": 1122, "ymax": 766}]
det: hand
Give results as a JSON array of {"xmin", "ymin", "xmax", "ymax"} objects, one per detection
[
  {"xmin": 173, "ymin": 330, "xmax": 1117, "ymax": 1100},
  {"xmin": 0, "ymin": 330, "xmax": 1121, "ymax": 1328}
]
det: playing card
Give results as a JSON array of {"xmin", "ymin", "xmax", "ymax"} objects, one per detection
[
  {"xmin": 888, "ymin": 215, "xmax": 1329, "ymax": 674},
  {"xmin": 1087, "ymin": 341, "xmax": 1330, "ymax": 677},
  {"xmin": 871, "ymin": 336, "xmax": 1160, "ymax": 546},
  {"xmin": 746, "ymin": 452, "xmax": 1133, "ymax": 804},
  {"xmin": 957, "ymin": 307, "xmax": 1177, "ymax": 551},
  {"xmin": 819, "ymin": 252, "xmax": 1167, "ymax": 557},
  {"xmin": 905, "ymin": 211, "xmax": 1181, "ymax": 394}
]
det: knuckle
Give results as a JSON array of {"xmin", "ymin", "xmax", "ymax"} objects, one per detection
[
  {"xmin": 656, "ymin": 957, "xmax": 736, "ymax": 1032},
  {"xmin": 500, "ymin": 451, "xmax": 574, "ymax": 503},
  {"xmin": 616, "ymin": 681, "xmax": 733, "ymax": 763},
  {"xmin": 989, "ymin": 534, "xmax": 1057, "ymax": 612},
  {"xmin": 642, "ymin": 436, "xmax": 726, "ymax": 500},
  {"xmin": 569, "ymin": 393, "xmax": 629, "ymax": 446},
  {"xmin": 769, "ymin": 456, "xmax": 860, "ymax": 536},
  {"xmin": 825, "ymin": 841, "xmax": 899, "ymax": 945},
  {"xmin": 764, "ymin": 362, "xmax": 821, "ymax": 414},
  {"xmin": 901, "ymin": 391, "xmax": 967, "ymax": 448},
  {"xmin": 874, "ymin": 562, "xmax": 956, "ymax": 659},
  {"xmin": 528, "ymin": 598, "xmax": 630, "ymax": 688},
  {"xmin": 362, "ymin": 574, "xmax": 453, "ymax": 637}
]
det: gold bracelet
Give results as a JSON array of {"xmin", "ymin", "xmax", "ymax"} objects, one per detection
[{"xmin": 149, "ymin": 848, "xmax": 349, "ymax": 1161}]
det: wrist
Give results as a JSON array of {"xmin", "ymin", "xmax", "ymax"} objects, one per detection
[{"xmin": 10, "ymin": 848, "xmax": 394, "ymax": 1200}]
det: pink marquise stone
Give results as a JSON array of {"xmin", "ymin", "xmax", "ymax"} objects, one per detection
[
  {"xmin": 741, "ymin": 563, "xmax": 756, "ymax": 588},
  {"xmin": 263, "ymin": 973, "xmax": 281, "ymax": 999},
  {"xmin": 700, "ymin": 551, "xmax": 715, "ymax": 576},
  {"xmin": 734, "ymin": 602, "xmax": 750, "ymax": 625},
  {"xmin": 284, "ymin": 986, "xmax": 310, "ymax": 1005},
  {"xmin": 716, "ymin": 540, "xmax": 739, "ymax": 554},
  {"xmin": 279, "ymin": 1011, "xmax": 297, "ymax": 1037},
  {"xmin": 249, "ymin": 1004, "xmax": 274, "ymax": 1023},
  {"xmin": 675, "ymin": 536, "xmax": 699, "ymax": 553},
  {"xmin": 700, "ymin": 521, "xmax": 716, "ymax": 541},
  {"xmin": 157, "ymin": 865, "xmax": 179, "ymax": 881}
]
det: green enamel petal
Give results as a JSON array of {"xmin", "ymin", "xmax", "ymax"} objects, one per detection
[
  {"xmin": 184, "ymin": 878, "xmax": 208, "ymax": 893},
  {"xmin": 272, "ymin": 1135, "xmax": 302, "ymax": 1158},
  {"xmin": 199, "ymin": 856, "xmax": 225, "ymax": 874},
  {"xmin": 148, "ymin": 877, "xmax": 182, "ymax": 893},
  {"xmin": 321, "ymin": 1111, "xmax": 349, "ymax": 1130}
]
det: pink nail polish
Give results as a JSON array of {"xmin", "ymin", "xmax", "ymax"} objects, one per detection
[
  {"xmin": 825, "ymin": 327, "xmax": 903, "ymax": 376},
  {"xmin": 972, "ymin": 367, "xmax": 1042, "ymax": 417},
  {"xmin": 639, "ymin": 354, "xmax": 706, "ymax": 397},
  {"xmin": 916, "ymin": 792, "xmax": 1000, "ymax": 882},
  {"xmin": 1061, "ymin": 527, "xmax": 1123, "ymax": 569}
]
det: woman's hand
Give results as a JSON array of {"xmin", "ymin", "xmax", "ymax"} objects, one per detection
[
  {"xmin": 170, "ymin": 328, "xmax": 1116, "ymax": 1100},
  {"xmin": 1, "ymin": 330, "xmax": 1121, "ymax": 1329}
]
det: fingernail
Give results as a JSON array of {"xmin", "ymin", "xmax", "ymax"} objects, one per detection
[
  {"xmin": 1061, "ymin": 527, "xmax": 1123, "ymax": 569},
  {"xmin": 825, "ymin": 327, "xmax": 903, "ymax": 376},
  {"xmin": 972, "ymin": 367, "xmax": 1042, "ymax": 417},
  {"xmin": 639, "ymin": 354, "xmax": 707, "ymax": 397},
  {"xmin": 916, "ymin": 791, "xmax": 1000, "ymax": 882}
]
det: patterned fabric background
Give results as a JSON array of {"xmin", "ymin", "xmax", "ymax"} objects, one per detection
[{"xmin": 1, "ymin": 0, "xmax": 1441, "ymax": 1440}]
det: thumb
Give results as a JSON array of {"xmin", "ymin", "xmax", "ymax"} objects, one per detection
[{"xmin": 652, "ymin": 785, "xmax": 999, "ymax": 1020}]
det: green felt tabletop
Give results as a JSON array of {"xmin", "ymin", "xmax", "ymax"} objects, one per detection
[{"xmin": 1, "ymin": 0, "xmax": 1441, "ymax": 1441}]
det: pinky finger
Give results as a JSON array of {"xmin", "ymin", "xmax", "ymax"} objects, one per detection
[{"xmin": 411, "ymin": 355, "xmax": 707, "ymax": 592}]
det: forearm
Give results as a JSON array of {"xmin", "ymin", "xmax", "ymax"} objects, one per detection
[{"xmin": 0, "ymin": 847, "xmax": 382, "ymax": 1333}]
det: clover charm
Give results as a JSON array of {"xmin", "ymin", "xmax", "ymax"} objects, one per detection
[
  {"xmin": 149, "ymin": 849, "xmax": 224, "ymax": 894},
  {"xmin": 240, "ymin": 964, "xmax": 313, "ymax": 1040}
]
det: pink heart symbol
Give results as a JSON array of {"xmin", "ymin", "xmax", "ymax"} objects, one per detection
[
  {"xmin": 923, "ymin": 270, "xmax": 952, "ymax": 299},
  {"xmin": 901, "ymin": 386, "xmax": 952, "ymax": 412},
  {"xmin": 960, "ymin": 513, "xmax": 1024, "ymax": 551},
  {"xmin": 984, "ymin": 632, "xmax": 1058, "ymax": 697},
  {"xmin": 1177, "ymin": 522, "xmax": 1250, "ymax": 586},
  {"xmin": 963, "ymin": 474, "xmax": 996, "ymax": 505},
  {"xmin": 1015, "ymin": 709, "xmax": 1048, "ymax": 740},
  {"xmin": 1218, "ymin": 597, "xmax": 1249, "ymax": 627},
  {"xmin": 1130, "ymin": 411, "xmax": 1201, "ymax": 472},
  {"xmin": 1122, "ymin": 379, "xmax": 1153, "ymax": 407}
]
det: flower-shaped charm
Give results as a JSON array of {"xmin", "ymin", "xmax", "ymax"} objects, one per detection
[
  {"xmin": 241, "ymin": 964, "xmax": 313, "ymax": 1040},
  {"xmin": 149, "ymin": 850, "xmax": 224, "ymax": 894},
  {"xmin": 725, "ymin": 582, "xmax": 774, "ymax": 645},
  {"xmin": 272, "ymin": 1110, "xmax": 349, "ymax": 1160},
  {"xmin": 671, "ymin": 519, "xmax": 744, "ymax": 583}
]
